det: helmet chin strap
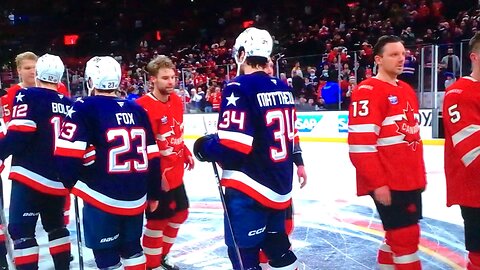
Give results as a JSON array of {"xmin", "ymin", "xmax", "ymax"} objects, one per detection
[{"xmin": 234, "ymin": 53, "xmax": 246, "ymax": 77}]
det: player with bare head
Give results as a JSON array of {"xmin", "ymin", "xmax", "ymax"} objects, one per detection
[
  {"xmin": 348, "ymin": 35, "xmax": 426, "ymax": 270},
  {"xmin": 443, "ymin": 32, "xmax": 480, "ymax": 270},
  {"xmin": 136, "ymin": 55, "xmax": 194, "ymax": 270}
]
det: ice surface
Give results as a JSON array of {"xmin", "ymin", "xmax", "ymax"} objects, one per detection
[{"xmin": 1, "ymin": 141, "xmax": 466, "ymax": 269}]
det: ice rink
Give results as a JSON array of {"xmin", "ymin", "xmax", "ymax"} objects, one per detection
[{"xmin": 1, "ymin": 140, "xmax": 466, "ymax": 269}]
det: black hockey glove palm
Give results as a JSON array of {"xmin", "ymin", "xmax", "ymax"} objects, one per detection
[{"xmin": 193, "ymin": 134, "xmax": 217, "ymax": 162}]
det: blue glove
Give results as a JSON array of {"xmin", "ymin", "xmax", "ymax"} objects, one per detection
[{"xmin": 193, "ymin": 134, "xmax": 218, "ymax": 162}]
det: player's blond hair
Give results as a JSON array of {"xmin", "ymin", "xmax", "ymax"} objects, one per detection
[
  {"xmin": 15, "ymin": 51, "xmax": 38, "ymax": 68},
  {"xmin": 469, "ymin": 32, "xmax": 480, "ymax": 53},
  {"xmin": 146, "ymin": 55, "xmax": 175, "ymax": 77}
]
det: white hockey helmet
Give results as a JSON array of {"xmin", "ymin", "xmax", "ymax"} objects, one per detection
[
  {"xmin": 232, "ymin": 27, "xmax": 273, "ymax": 64},
  {"xmin": 85, "ymin": 56, "xmax": 121, "ymax": 91},
  {"xmin": 35, "ymin": 53, "xmax": 65, "ymax": 84}
]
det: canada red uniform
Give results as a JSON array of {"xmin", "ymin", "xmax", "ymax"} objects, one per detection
[
  {"xmin": 348, "ymin": 78, "xmax": 426, "ymax": 195},
  {"xmin": 136, "ymin": 92, "xmax": 191, "ymax": 190},
  {"xmin": 443, "ymin": 76, "xmax": 480, "ymax": 207},
  {"xmin": 1, "ymin": 84, "xmax": 22, "ymax": 124}
]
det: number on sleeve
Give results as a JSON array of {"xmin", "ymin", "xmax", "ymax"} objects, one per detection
[
  {"xmin": 12, "ymin": 104, "xmax": 28, "ymax": 118},
  {"xmin": 351, "ymin": 100, "xmax": 369, "ymax": 117},
  {"xmin": 219, "ymin": 110, "xmax": 245, "ymax": 130},
  {"xmin": 448, "ymin": 104, "xmax": 461, "ymax": 124}
]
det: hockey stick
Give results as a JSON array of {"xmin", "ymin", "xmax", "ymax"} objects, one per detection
[
  {"xmin": 73, "ymin": 196, "xmax": 84, "ymax": 270},
  {"xmin": 202, "ymin": 116, "xmax": 245, "ymax": 270},
  {"xmin": 0, "ymin": 175, "xmax": 16, "ymax": 270}
]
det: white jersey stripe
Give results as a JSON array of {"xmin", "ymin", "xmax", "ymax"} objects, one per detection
[
  {"xmin": 56, "ymin": 138, "xmax": 87, "ymax": 151},
  {"xmin": 8, "ymin": 119, "xmax": 37, "ymax": 129},
  {"xmin": 218, "ymin": 130, "xmax": 253, "ymax": 147},
  {"xmin": 377, "ymin": 135, "xmax": 405, "ymax": 146},
  {"xmin": 147, "ymin": 144, "xmax": 160, "ymax": 154},
  {"xmin": 452, "ymin": 124, "xmax": 480, "ymax": 146},
  {"xmin": 381, "ymin": 115, "xmax": 403, "ymax": 126},
  {"xmin": 221, "ymin": 170, "xmax": 291, "ymax": 204},
  {"xmin": 73, "ymin": 180, "xmax": 146, "ymax": 209},
  {"xmin": 462, "ymin": 146, "xmax": 480, "ymax": 167},
  {"xmin": 348, "ymin": 124, "xmax": 380, "ymax": 135},
  {"xmin": 348, "ymin": 145, "xmax": 377, "ymax": 153},
  {"xmin": 10, "ymin": 166, "xmax": 66, "ymax": 190}
]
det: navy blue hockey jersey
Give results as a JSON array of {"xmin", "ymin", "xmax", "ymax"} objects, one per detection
[
  {"xmin": 0, "ymin": 87, "xmax": 73, "ymax": 196},
  {"xmin": 207, "ymin": 71, "xmax": 297, "ymax": 210},
  {"xmin": 54, "ymin": 96, "xmax": 161, "ymax": 216}
]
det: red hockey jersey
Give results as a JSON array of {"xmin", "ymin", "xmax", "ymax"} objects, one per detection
[
  {"xmin": 1, "ymin": 84, "xmax": 22, "ymax": 124},
  {"xmin": 348, "ymin": 77, "xmax": 426, "ymax": 196},
  {"xmin": 443, "ymin": 76, "xmax": 480, "ymax": 207},
  {"xmin": 136, "ymin": 92, "xmax": 191, "ymax": 190}
]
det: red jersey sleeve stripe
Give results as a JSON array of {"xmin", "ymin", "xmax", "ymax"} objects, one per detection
[
  {"xmin": 348, "ymin": 145, "xmax": 378, "ymax": 153},
  {"xmin": 55, "ymin": 147, "xmax": 85, "ymax": 159}
]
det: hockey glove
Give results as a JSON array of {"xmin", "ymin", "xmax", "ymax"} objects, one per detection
[{"xmin": 193, "ymin": 134, "xmax": 218, "ymax": 162}]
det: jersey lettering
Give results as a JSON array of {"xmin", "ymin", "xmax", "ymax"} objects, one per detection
[
  {"xmin": 107, "ymin": 128, "xmax": 148, "ymax": 173},
  {"xmin": 266, "ymin": 108, "xmax": 295, "ymax": 162}
]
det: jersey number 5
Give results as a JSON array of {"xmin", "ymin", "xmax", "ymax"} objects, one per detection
[{"xmin": 447, "ymin": 104, "xmax": 461, "ymax": 123}]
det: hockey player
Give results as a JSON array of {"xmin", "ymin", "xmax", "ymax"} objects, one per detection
[
  {"xmin": 193, "ymin": 27, "xmax": 301, "ymax": 270},
  {"xmin": 348, "ymin": 35, "xmax": 426, "ymax": 270},
  {"xmin": 0, "ymin": 53, "xmax": 72, "ymax": 270},
  {"xmin": 54, "ymin": 56, "xmax": 162, "ymax": 270},
  {"xmin": 258, "ymin": 58, "xmax": 307, "ymax": 270},
  {"xmin": 1, "ymin": 52, "xmax": 37, "ymax": 124},
  {"xmin": 443, "ymin": 32, "xmax": 480, "ymax": 270},
  {"xmin": 136, "ymin": 55, "xmax": 195, "ymax": 270}
]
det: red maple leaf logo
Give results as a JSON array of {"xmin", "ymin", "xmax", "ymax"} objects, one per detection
[{"xmin": 395, "ymin": 102, "xmax": 421, "ymax": 150}]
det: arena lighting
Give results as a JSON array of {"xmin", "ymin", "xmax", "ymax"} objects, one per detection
[{"xmin": 64, "ymin": 34, "xmax": 79, "ymax": 46}]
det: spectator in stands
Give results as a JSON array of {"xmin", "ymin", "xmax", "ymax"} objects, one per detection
[
  {"xmin": 399, "ymin": 49, "xmax": 418, "ymax": 87},
  {"xmin": 444, "ymin": 72, "xmax": 456, "ymax": 89},
  {"xmin": 440, "ymin": 47, "xmax": 461, "ymax": 77},
  {"xmin": 291, "ymin": 61, "xmax": 303, "ymax": 78},
  {"xmin": 321, "ymin": 78, "xmax": 342, "ymax": 110}
]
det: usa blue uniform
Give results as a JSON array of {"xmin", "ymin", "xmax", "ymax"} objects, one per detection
[
  {"xmin": 0, "ymin": 87, "xmax": 73, "ymax": 268},
  {"xmin": 54, "ymin": 96, "xmax": 161, "ymax": 255},
  {"xmin": 202, "ymin": 72, "xmax": 297, "ymax": 261},
  {"xmin": 55, "ymin": 96, "xmax": 161, "ymax": 216},
  {"xmin": 209, "ymin": 71, "xmax": 297, "ymax": 210}
]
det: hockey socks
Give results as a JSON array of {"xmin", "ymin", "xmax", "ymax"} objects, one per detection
[
  {"xmin": 143, "ymin": 219, "xmax": 168, "ymax": 268},
  {"xmin": 122, "ymin": 253, "xmax": 146, "ymax": 270},
  {"xmin": 48, "ymin": 228, "xmax": 71, "ymax": 270},
  {"xmin": 377, "ymin": 242, "xmax": 394, "ymax": 270},
  {"xmin": 386, "ymin": 224, "xmax": 421, "ymax": 270},
  {"xmin": 162, "ymin": 210, "xmax": 188, "ymax": 256},
  {"xmin": 12, "ymin": 238, "xmax": 39, "ymax": 270}
]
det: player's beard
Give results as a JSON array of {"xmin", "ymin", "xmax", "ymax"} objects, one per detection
[{"xmin": 157, "ymin": 87, "xmax": 173, "ymax": 96}]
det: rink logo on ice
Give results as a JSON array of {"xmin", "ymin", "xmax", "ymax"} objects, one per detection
[
  {"xmin": 248, "ymin": 226, "xmax": 266, "ymax": 236},
  {"xmin": 100, "ymin": 234, "xmax": 119, "ymax": 243},
  {"xmin": 295, "ymin": 115, "xmax": 323, "ymax": 132},
  {"xmin": 338, "ymin": 114, "xmax": 349, "ymax": 133}
]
